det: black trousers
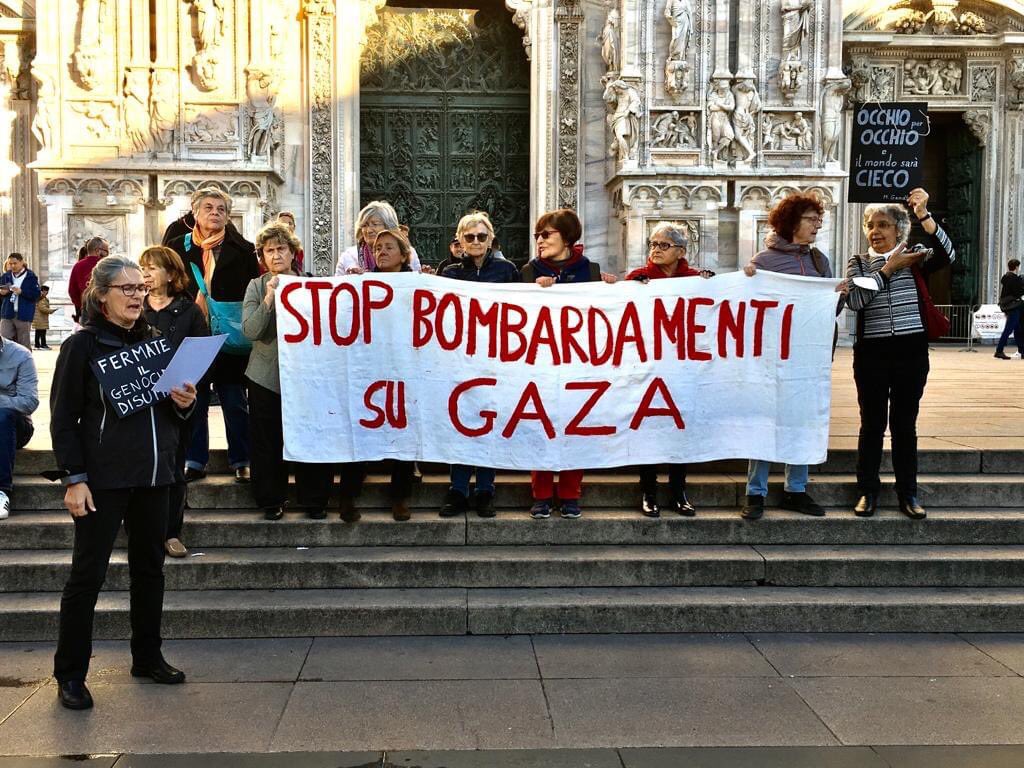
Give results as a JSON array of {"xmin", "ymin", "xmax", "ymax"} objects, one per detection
[
  {"xmin": 853, "ymin": 338, "xmax": 930, "ymax": 498},
  {"xmin": 33, "ymin": 328, "xmax": 47, "ymax": 348},
  {"xmin": 639, "ymin": 464, "xmax": 687, "ymax": 497},
  {"xmin": 54, "ymin": 486, "xmax": 169, "ymax": 683},
  {"xmin": 248, "ymin": 380, "xmax": 338, "ymax": 510}
]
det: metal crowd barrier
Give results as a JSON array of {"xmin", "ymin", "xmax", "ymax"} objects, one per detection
[{"xmin": 934, "ymin": 304, "xmax": 977, "ymax": 351}]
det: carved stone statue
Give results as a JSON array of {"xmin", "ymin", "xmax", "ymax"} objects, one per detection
[
  {"xmin": 850, "ymin": 57, "xmax": 872, "ymax": 102},
  {"xmin": 73, "ymin": 0, "xmax": 110, "ymax": 90},
  {"xmin": 939, "ymin": 61, "xmax": 963, "ymax": 95},
  {"xmin": 149, "ymin": 69, "xmax": 177, "ymax": 154},
  {"xmin": 30, "ymin": 66, "xmax": 55, "ymax": 152},
  {"xmin": 780, "ymin": 0, "xmax": 811, "ymax": 61},
  {"xmin": 820, "ymin": 77, "xmax": 851, "ymax": 163},
  {"xmin": 1008, "ymin": 56, "xmax": 1024, "ymax": 109},
  {"xmin": 665, "ymin": 58, "xmax": 689, "ymax": 99},
  {"xmin": 602, "ymin": 78, "xmax": 641, "ymax": 161},
  {"xmin": 706, "ymin": 80, "xmax": 735, "ymax": 161},
  {"xmin": 245, "ymin": 68, "xmax": 278, "ymax": 159},
  {"xmin": 598, "ymin": 4, "xmax": 619, "ymax": 73},
  {"xmin": 665, "ymin": 0, "xmax": 693, "ymax": 62},
  {"xmin": 651, "ymin": 111, "xmax": 697, "ymax": 149},
  {"xmin": 903, "ymin": 58, "xmax": 960, "ymax": 96},
  {"xmin": 730, "ymin": 79, "xmax": 761, "ymax": 163},
  {"xmin": 778, "ymin": 57, "xmax": 805, "ymax": 104},
  {"xmin": 1, "ymin": 41, "xmax": 19, "ymax": 87},
  {"xmin": 122, "ymin": 69, "xmax": 151, "ymax": 154},
  {"xmin": 188, "ymin": 0, "xmax": 226, "ymax": 91}
]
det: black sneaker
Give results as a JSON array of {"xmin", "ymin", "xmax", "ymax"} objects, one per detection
[
  {"xmin": 307, "ymin": 508, "xmax": 327, "ymax": 520},
  {"xmin": 530, "ymin": 499, "xmax": 552, "ymax": 519},
  {"xmin": 440, "ymin": 489, "xmax": 468, "ymax": 517},
  {"xmin": 780, "ymin": 491, "xmax": 826, "ymax": 517},
  {"xmin": 560, "ymin": 500, "xmax": 582, "ymax": 519},
  {"xmin": 473, "ymin": 490, "xmax": 496, "ymax": 518},
  {"xmin": 741, "ymin": 494, "xmax": 765, "ymax": 520},
  {"xmin": 263, "ymin": 506, "xmax": 284, "ymax": 521}
]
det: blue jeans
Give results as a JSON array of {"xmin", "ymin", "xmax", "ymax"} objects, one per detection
[
  {"xmin": 450, "ymin": 465, "xmax": 496, "ymax": 497},
  {"xmin": 186, "ymin": 382, "xmax": 250, "ymax": 470},
  {"xmin": 997, "ymin": 307, "xmax": 1022, "ymax": 354},
  {"xmin": 0, "ymin": 407, "xmax": 31, "ymax": 491},
  {"xmin": 746, "ymin": 459, "xmax": 808, "ymax": 497}
]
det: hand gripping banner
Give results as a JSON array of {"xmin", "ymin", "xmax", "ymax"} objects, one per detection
[{"xmin": 277, "ymin": 271, "xmax": 840, "ymax": 470}]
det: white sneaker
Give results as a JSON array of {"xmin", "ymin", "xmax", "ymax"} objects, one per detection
[
  {"xmin": 1013, "ymin": 352, "xmax": 1022, "ymax": 360},
  {"xmin": 0, "ymin": 490, "xmax": 9, "ymax": 519}
]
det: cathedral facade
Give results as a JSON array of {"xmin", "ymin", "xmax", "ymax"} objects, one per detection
[{"xmin": 1, "ymin": 0, "xmax": 1022, "ymax": 334}]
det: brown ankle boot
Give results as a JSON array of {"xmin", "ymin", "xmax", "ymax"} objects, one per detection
[
  {"xmin": 339, "ymin": 497, "xmax": 361, "ymax": 523},
  {"xmin": 392, "ymin": 500, "xmax": 411, "ymax": 521}
]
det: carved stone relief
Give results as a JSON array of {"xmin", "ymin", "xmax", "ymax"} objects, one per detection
[
  {"xmin": 122, "ymin": 69, "xmax": 150, "ymax": 154},
  {"xmin": 66, "ymin": 213, "xmax": 126, "ymax": 265},
  {"xmin": 970, "ymin": 66, "xmax": 997, "ymax": 102},
  {"xmin": 664, "ymin": 0, "xmax": 692, "ymax": 99},
  {"xmin": 886, "ymin": 3, "xmax": 986, "ymax": 35},
  {"xmin": 72, "ymin": 0, "xmax": 110, "ymax": 91},
  {"xmin": 963, "ymin": 109, "xmax": 991, "ymax": 146},
  {"xmin": 870, "ymin": 65, "xmax": 896, "ymax": 100},
  {"xmin": 762, "ymin": 111, "xmax": 811, "ymax": 151},
  {"xmin": 556, "ymin": 1, "xmax": 583, "ymax": 208},
  {"xmin": 730, "ymin": 78, "xmax": 760, "ymax": 163},
  {"xmin": 184, "ymin": 104, "xmax": 239, "ymax": 144},
  {"xmin": 302, "ymin": 1, "xmax": 335, "ymax": 275},
  {"xmin": 187, "ymin": 0, "xmax": 227, "ymax": 92},
  {"xmin": 650, "ymin": 111, "xmax": 697, "ymax": 149},
  {"xmin": 30, "ymin": 64, "xmax": 56, "ymax": 154},
  {"xmin": 849, "ymin": 56, "xmax": 871, "ymax": 102},
  {"xmin": 68, "ymin": 101, "xmax": 117, "ymax": 142},
  {"xmin": 150, "ymin": 69, "xmax": 178, "ymax": 154},
  {"xmin": 903, "ymin": 59, "xmax": 962, "ymax": 96},
  {"xmin": 1008, "ymin": 56, "xmax": 1024, "ymax": 109},
  {"xmin": 820, "ymin": 77, "xmax": 851, "ymax": 164},
  {"xmin": 706, "ymin": 79, "xmax": 735, "ymax": 162},
  {"xmin": 603, "ymin": 78, "xmax": 641, "ymax": 162},
  {"xmin": 505, "ymin": 0, "xmax": 532, "ymax": 60},
  {"xmin": 778, "ymin": 58, "xmax": 806, "ymax": 105}
]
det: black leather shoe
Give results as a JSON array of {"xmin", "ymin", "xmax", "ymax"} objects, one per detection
[
  {"xmin": 307, "ymin": 507, "xmax": 327, "ymax": 520},
  {"xmin": 440, "ymin": 489, "xmax": 468, "ymax": 518},
  {"xmin": 672, "ymin": 493, "xmax": 696, "ymax": 517},
  {"xmin": 995, "ymin": 351, "xmax": 1011, "ymax": 360},
  {"xmin": 854, "ymin": 494, "xmax": 878, "ymax": 517},
  {"xmin": 641, "ymin": 493, "xmax": 660, "ymax": 518},
  {"xmin": 781, "ymin": 491, "xmax": 826, "ymax": 517},
  {"xmin": 131, "ymin": 658, "xmax": 186, "ymax": 685},
  {"xmin": 263, "ymin": 506, "xmax": 284, "ymax": 521},
  {"xmin": 898, "ymin": 496, "xmax": 927, "ymax": 520},
  {"xmin": 58, "ymin": 680, "xmax": 93, "ymax": 710},
  {"xmin": 473, "ymin": 490, "xmax": 496, "ymax": 518},
  {"xmin": 184, "ymin": 467, "xmax": 207, "ymax": 483},
  {"xmin": 741, "ymin": 494, "xmax": 764, "ymax": 520}
]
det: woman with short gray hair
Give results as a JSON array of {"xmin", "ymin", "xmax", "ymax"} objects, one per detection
[
  {"xmin": 845, "ymin": 187, "xmax": 956, "ymax": 520},
  {"xmin": 335, "ymin": 200, "xmax": 423, "ymax": 274}
]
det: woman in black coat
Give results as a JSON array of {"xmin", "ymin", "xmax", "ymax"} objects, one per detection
[
  {"xmin": 141, "ymin": 246, "xmax": 209, "ymax": 557},
  {"xmin": 50, "ymin": 256, "xmax": 197, "ymax": 711}
]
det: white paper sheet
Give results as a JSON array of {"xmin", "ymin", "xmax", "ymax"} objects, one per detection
[
  {"xmin": 152, "ymin": 334, "xmax": 228, "ymax": 395},
  {"xmin": 852, "ymin": 276, "xmax": 880, "ymax": 291}
]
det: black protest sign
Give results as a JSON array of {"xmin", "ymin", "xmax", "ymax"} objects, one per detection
[
  {"xmin": 848, "ymin": 102, "xmax": 928, "ymax": 203},
  {"xmin": 90, "ymin": 337, "xmax": 176, "ymax": 418}
]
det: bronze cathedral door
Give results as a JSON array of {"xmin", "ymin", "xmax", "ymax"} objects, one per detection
[{"xmin": 359, "ymin": 5, "xmax": 531, "ymax": 266}]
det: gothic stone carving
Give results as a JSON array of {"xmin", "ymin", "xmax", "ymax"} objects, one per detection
[
  {"xmin": 598, "ymin": 2, "xmax": 619, "ymax": 74},
  {"xmin": 184, "ymin": 104, "xmax": 239, "ymax": 144},
  {"xmin": 30, "ymin": 64, "xmax": 55, "ymax": 154},
  {"xmin": 763, "ymin": 111, "xmax": 811, "ymax": 151},
  {"xmin": 303, "ymin": 1, "xmax": 335, "ymax": 275},
  {"xmin": 245, "ymin": 67, "xmax": 279, "ymax": 160},
  {"xmin": 506, "ymin": 0, "xmax": 532, "ymax": 60},
  {"xmin": 706, "ymin": 79, "xmax": 735, "ymax": 162},
  {"xmin": 963, "ymin": 109, "xmax": 991, "ymax": 146},
  {"xmin": 68, "ymin": 101, "xmax": 117, "ymax": 142},
  {"xmin": 664, "ymin": 0, "xmax": 692, "ymax": 98},
  {"xmin": 820, "ymin": 77, "xmax": 851, "ymax": 164},
  {"xmin": 603, "ymin": 78, "xmax": 641, "ymax": 162},
  {"xmin": 903, "ymin": 59, "xmax": 962, "ymax": 96},
  {"xmin": 651, "ymin": 111, "xmax": 697, "ymax": 149},
  {"xmin": 72, "ymin": 0, "xmax": 110, "ymax": 90},
  {"xmin": 850, "ymin": 56, "xmax": 871, "ymax": 102},
  {"xmin": 122, "ymin": 69, "xmax": 151, "ymax": 154},
  {"xmin": 557, "ymin": 2, "xmax": 583, "ymax": 208},
  {"xmin": 970, "ymin": 66, "xmax": 997, "ymax": 102},
  {"xmin": 187, "ymin": 0, "xmax": 227, "ymax": 92},
  {"xmin": 730, "ymin": 78, "xmax": 760, "ymax": 163},
  {"xmin": 779, "ymin": 58, "xmax": 806, "ymax": 104},
  {"xmin": 1008, "ymin": 56, "xmax": 1024, "ymax": 109},
  {"xmin": 150, "ymin": 69, "xmax": 177, "ymax": 154},
  {"xmin": 780, "ymin": 0, "xmax": 811, "ymax": 61}
]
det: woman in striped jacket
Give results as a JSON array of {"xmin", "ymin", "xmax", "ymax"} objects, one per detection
[{"xmin": 845, "ymin": 188, "xmax": 955, "ymax": 521}]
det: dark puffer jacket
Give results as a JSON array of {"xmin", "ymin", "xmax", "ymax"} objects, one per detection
[{"xmin": 442, "ymin": 252, "xmax": 520, "ymax": 283}]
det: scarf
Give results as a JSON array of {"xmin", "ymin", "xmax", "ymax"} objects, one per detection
[
  {"xmin": 357, "ymin": 242, "xmax": 377, "ymax": 272},
  {"xmin": 868, "ymin": 243, "xmax": 904, "ymax": 262},
  {"xmin": 632, "ymin": 257, "xmax": 699, "ymax": 280},
  {"xmin": 192, "ymin": 224, "xmax": 225, "ymax": 317},
  {"xmin": 539, "ymin": 247, "xmax": 585, "ymax": 274}
]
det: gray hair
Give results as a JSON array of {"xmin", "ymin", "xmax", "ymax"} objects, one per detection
[
  {"xmin": 862, "ymin": 204, "xmax": 911, "ymax": 244},
  {"xmin": 355, "ymin": 200, "xmax": 400, "ymax": 244},
  {"xmin": 651, "ymin": 224, "xmax": 688, "ymax": 251},
  {"xmin": 191, "ymin": 186, "xmax": 233, "ymax": 215},
  {"xmin": 80, "ymin": 255, "xmax": 141, "ymax": 324}
]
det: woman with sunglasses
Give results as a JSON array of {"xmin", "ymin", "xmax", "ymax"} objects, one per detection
[
  {"xmin": 521, "ymin": 209, "xmax": 615, "ymax": 520},
  {"xmin": 625, "ymin": 225, "xmax": 709, "ymax": 517},
  {"xmin": 438, "ymin": 212, "xmax": 519, "ymax": 518},
  {"xmin": 50, "ymin": 256, "xmax": 198, "ymax": 710}
]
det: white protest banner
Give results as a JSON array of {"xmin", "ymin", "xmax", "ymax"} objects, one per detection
[{"xmin": 278, "ymin": 271, "xmax": 840, "ymax": 470}]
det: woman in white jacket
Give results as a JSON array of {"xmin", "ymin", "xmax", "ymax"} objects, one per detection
[{"xmin": 335, "ymin": 200, "xmax": 424, "ymax": 275}]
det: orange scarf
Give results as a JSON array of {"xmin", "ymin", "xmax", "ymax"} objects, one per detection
[{"xmin": 192, "ymin": 224, "xmax": 225, "ymax": 317}]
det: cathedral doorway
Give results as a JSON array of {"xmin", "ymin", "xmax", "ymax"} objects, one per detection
[
  {"xmin": 358, "ymin": 2, "xmax": 531, "ymax": 267},
  {"xmin": 913, "ymin": 112, "xmax": 983, "ymax": 306}
]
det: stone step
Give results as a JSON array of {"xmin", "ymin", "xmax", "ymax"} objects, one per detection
[
  {"xmin": 5, "ymin": 508, "xmax": 1024, "ymax": 549},
  {"xmin": 10, "ymin": 473, "xmax": 1024, "ymax": 511},
  {"xmin": 13, "ymin": 445, "xmax": 1011, "ymax": 476},
  {"xmin": 3, "ymin": 586, "xmax": 1024, "ymax": 640},
  {"xmin": 5, "ymin": 544, "xmax": 1024, "ymax": 592}
]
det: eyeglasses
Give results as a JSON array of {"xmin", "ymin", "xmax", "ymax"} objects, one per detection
[
  {"xmin": 801, "ymin": 215, "xmax": 824, "ymax": 224},
  {"xmin": 647, "ymin": 241, "xmax": 677, "ymax": 251},
  {"xmin": 533, "ymin": 230, "xmax": 558, "ymax": 241},
  {"xmin": 462, "ymin": 233, "xmax": 489, "ymax": 243},
  {"xmin": 109, "ymin": 283, "xmax": 148, "ymax": 297}
]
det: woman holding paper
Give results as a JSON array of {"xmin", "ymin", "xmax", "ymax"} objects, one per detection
[
  {"xmin": 845, "ymin": 188, "xmax": 955, "ymax": 520},
  {"xmin": 141, "ymin": 246, "xmax": 209, "ymax": 558},
  {"xmin": 50, "ymin": 255, "xmax": 198, "ymax": 710}
]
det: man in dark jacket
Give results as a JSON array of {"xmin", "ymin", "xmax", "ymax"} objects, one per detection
[
  {"xmin": 995, "ymin": 258, "xmax": 1024, "ymax": 359},
  {"xmin": 167, "ymin": 187, "xmax": 258, "ymax": 482},
  {"xmin": 0, "ymin": 253, "xmax": 42, "ymax": 350}
]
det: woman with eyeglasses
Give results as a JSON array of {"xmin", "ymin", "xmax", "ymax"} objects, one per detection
[
  {"xmin": 521, "ymin": 209, "xmax": 616, "ymax": 520},
  {"xmin": 50, "ymin": 256, "xmax": 199, "ymax": 710},
  {"xmin": 334, "ymin": 201, "xmax": 423, "ymax": 275},
  {"xmin": 438, "ymin": 212, "xmax": 519, "ymax": 519},
  {"xmin": 739, "ymin": 191, "xmax": 841, "ymax": 521},
  {"xmin": 625, "ymin": 225, "xmax": 709, "ymax": 517}
]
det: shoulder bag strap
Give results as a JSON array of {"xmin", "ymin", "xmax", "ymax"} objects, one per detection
[{"xmin": 189, "ymin": 261, "xmax": 210, "ymax": 298}]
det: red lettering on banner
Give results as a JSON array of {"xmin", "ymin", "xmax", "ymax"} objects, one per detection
[
  {"xmin": 467, "ymin": 299, "xmax": 499, "ymax": 358},
  {"xmin": 613, "ymin": 302, "xmax": 647, "ymax": 365},
  {"xmin": 412, "ymin": 289, "xmax": 437, "ymax": 348},
  {"xmin": 501, "ymin": 381, "xmax": 556, "ymax": 439},
  {"xmin": 306, "ymin": 281, "xmax": 332, "ymax": 346},
  {"xmin": 359, "ymin": 380, "xmax": 407, "ymax": 429},
  {"xmin": 751, "ymin": 300, "xmax": 779, "ymax": 357},
  {"xmin": 653, "ymin": 297, "xmax": 685, "ymax": 360},
  {"xmin": 686, "ymin": 298, "xmax": 714, "ymax": 362},
  {"xmin": 587, "ymin": 308, "xmax": 613, "ymax": 365},
  {"xmin": 387, "ymin": 381, "xmax": 407, "ymax": 428},
  {"xmin": 780, "ymin": 303, "xmax": 794, "ymax": 360},
  {"xmin": 564, "ymin": 381, "xmax": 616, "ymax": 436},
  {"xmin": 280, "ymin": 283, "xmax": 309, "ymax": 343},
  {"xmin": 448, "ymin": 378, "xmax": 498, "ymax": 437},
  {"xmin": 329, "ymin": 282, "xmax": 360, "ymax": 345},
  {"xmin": 718, "ymin": 300, "xmax": 746, "ymax": 358},
  {"xmin": 359, "ymin": 381, "xmax": 389, "ymax": 428},
  {"xmin": 500, "ymin": 303, "xmax": 528, "ymax": 362},
  {"xmin": 436, "ymin": 293, "xmax": 464, "ymax": 351},
  {"xmin": 560, "ymin": 306, "xmax": 588, "ymax": 364},
  {"xmin": 525, "ymin": 306, "xmax": 561, "ymax": 365},
  {"xmin": 361, "ymin": 280, "xmax": 394, "ymax": 344},
  {"xmin": 629, "ymin": 377, "xmax": 685, "ymax": 431}
]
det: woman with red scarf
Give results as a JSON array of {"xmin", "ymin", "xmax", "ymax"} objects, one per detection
[
  {"xmin": 522, "ymin": 209, "xmax": 616, "ymax": 520},
  {"xmin": 625, "ymin": 225, "xmax": 711, "ymax": 517}
]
